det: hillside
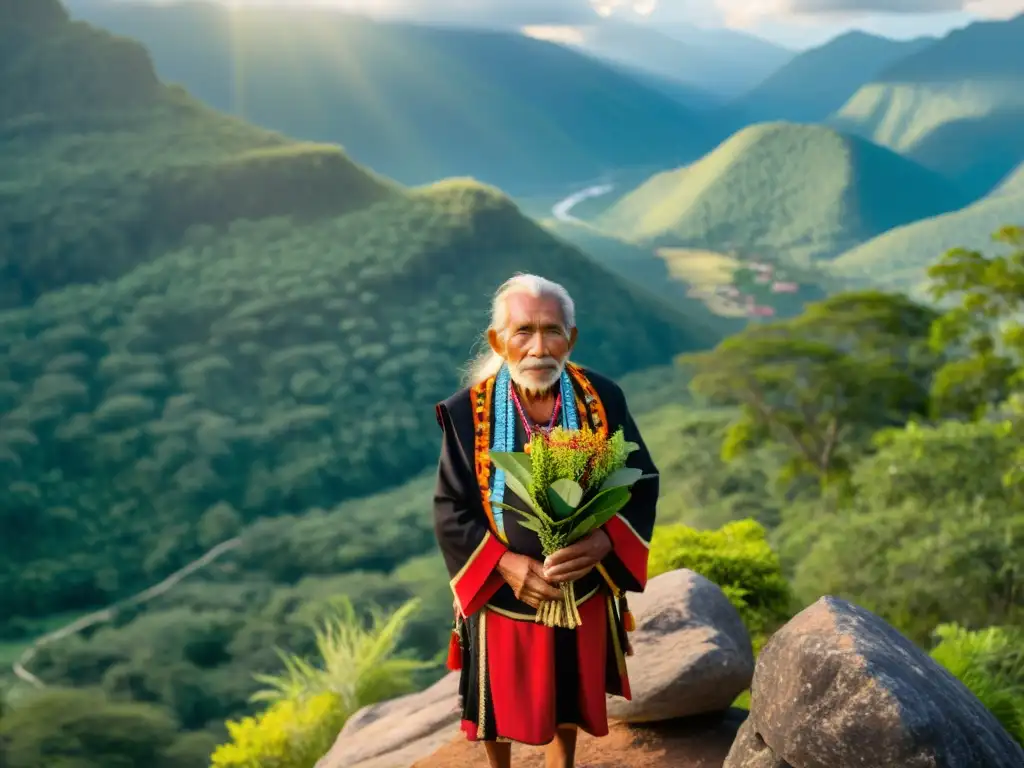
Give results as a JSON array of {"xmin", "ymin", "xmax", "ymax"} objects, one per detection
[
  {"xmin": 69, "ymin": 2, "xmax": 715, "ymax": 195},
  {"xmin": 544, "ymin": 219, "xmax": 831, "ymax": 324},
  {"xmin": 831, "ymin": 173, "xmax": 1024, "ymax": 293},
  {"xmin": 596, "ymin": 122, "xmax": 967, "ymax": 262},
  {"xmin": 0, "ymin": 2, "xmax": 718, "ymax": 628},
  {"xmin": 832, "ymin": 14, "xmax": 1024, "ymax": 196},
  {"xmin": 734, "ymin": 31, "xmax": 935, "ymax": 124}
]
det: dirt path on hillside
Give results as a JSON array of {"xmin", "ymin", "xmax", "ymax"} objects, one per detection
[{"xmin": 12, "ymin": 537, "xmax": 243, "ymax": 687}]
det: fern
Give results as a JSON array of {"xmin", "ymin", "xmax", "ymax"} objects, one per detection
[
  {"xmin": 213, "ymin": 597, "xmax": 433, "ymax": 767},
  {"xmin": 930, "ymin": 623, "xmax": 1024, "ymax": 745}
]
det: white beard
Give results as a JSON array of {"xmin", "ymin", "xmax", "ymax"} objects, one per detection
[{"xmin": 508, "ymin": 356, "xmax": 566, "ymax": 396}]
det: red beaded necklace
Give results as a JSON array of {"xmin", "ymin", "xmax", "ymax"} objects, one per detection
[{"xmin": 509, "ymin": 382, "xmax": 562, "ymax": 442}]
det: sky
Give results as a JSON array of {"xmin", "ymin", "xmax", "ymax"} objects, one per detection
[
  {"xmin": 679, "ymin": 0, "xmax": 1024, "ymax": 47},
  {"xmin": 115, "ymin": 0, "xmax": 1024, "ymax": 48}
]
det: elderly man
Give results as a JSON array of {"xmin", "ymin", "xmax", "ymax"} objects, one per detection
[{"xmin": 432, "ymin": 274, "xmax": 659, "ymax": 768}]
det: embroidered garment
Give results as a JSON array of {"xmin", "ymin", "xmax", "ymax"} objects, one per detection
[{"xmin": 432, "ymin": 363, "xmax": 659, "ymax": 745}]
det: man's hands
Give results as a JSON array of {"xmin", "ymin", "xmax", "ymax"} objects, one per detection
[
  {"xmin": 497, "ymin": 531, "xmax": 614, "ymax": 607},
  {"xmin": 497, "ymin": 552, "xmax": 562, "ymax": 608},
  {"xmin": 543, "ymin": 530, "xmax": 612, "ymax": 584}
]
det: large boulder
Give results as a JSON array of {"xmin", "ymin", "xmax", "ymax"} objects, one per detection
[
  {"xmin": 316, "ymin": 673, "xmax": 462, "ymax": 768},
  {"xmin": 725, "ymin": 596, "xmax": 1024, "ymax": 768},
  {"xmin": 608, "ymin": 568, "xmax": 755, "ymax": 723}
]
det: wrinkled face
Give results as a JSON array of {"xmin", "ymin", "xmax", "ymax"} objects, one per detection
[{"xmin": 488, "ymin": 292, "xmax": 577, "ymax": 394}]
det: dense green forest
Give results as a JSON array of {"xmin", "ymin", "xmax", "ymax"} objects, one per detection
[{"xmin": 2, "ymin": 3, "xmax": 1023, "ymax": 768}]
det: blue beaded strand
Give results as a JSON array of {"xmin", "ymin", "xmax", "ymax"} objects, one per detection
[
  {"xmin": 560, "ymin": 368, "xmax": 579, "ymax": 430},
  {"xmin": 490, "ymin": 365, "xmax": 512, "ymax": 538},
  {"xmin": 490, "ymin": 364, "xmax": 579, "ymax": 539}
]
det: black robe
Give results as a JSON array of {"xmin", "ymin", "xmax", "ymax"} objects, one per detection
[{"xmin": 433, "ymin": 364, "xmax": 659, "ymax": 745}]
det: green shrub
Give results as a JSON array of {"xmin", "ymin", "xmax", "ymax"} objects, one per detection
[
  {"xmin": 648, "ymin": 519, "xmax": 794, "ymax": 651},
  {"xmin": 790, "ymin": 497, "xmax": 1022, "ymax": 644},
  {"xmin": 211, "ymin": 598, "xmax": 431, "ymax": 768},
  {"xmin": 930, "ymin": 623, "xmax": 1024, "ymax": 745}
]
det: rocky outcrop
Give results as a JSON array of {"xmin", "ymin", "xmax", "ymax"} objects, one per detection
[
  {"xmin": 725, "ymin": 596, "xmax": 1024, "ymax": 768},
  {"xmin": 414, "ymin": 710, "xmax": 749, "ymax": 768},
  {"xmin": 609, "ymin": 568, "xmax": 755, "ymax": 723},
  {"xmin": 315, "ymin": 673, "xmax": 461, "ymax": 768},
  {"xmin": 317, "ymin": 568, "xmax": 754, "ymax": 767}
]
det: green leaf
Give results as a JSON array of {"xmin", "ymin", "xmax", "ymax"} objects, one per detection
[
  {"xmin": 491, "ymin": 497, "xmax": 547, "ymax": 522},
  {"xmin": 565, "ymin": 485, "xmax": 630, "ymax": 524},
  {"xmin": 547, "ymin": 479, "xmax": 583, "ymax": 520},
  {"xmin": 566, "ymin": 493, "xmax": 631, "ymax": 543},
  {"xmin": 490, "ymin": 454, "xmax": 553, "ymax": 522},
  {"xmin": 490, "ymin": 451, "xmax": 534, "ymax": 494},
  {"xmin": 599, "ymin": 467, "xmax": 643, "ymax": 491},
  {"xmin": 514, "ymin": 515, "xmax": 547, "ymax": 534}
]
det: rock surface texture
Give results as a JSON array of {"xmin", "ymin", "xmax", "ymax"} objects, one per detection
[
  {"xmin": 315, "ymin": 672, "xmax": 461, "ymax": 768},
  {"xmin": 725, "ymin": 596, "xmax": 1024, "ymax": 768},
  {"xmin": 414, "ymin": 710, "xmax": 749, "ymax": 768},
  {"xmin": 608, "ymin": 568, "xmax": 755, "ymax": 723}
]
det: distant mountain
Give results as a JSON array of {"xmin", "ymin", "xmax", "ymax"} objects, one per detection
[
  {"xmin": 832, "ymin": 14, "xmax": 1024, "ymax": 197},
  {"xmin": 733, "ymin": 31, "xmax": 935, "ymax": 124},
  {"xmin": 69, "ymin": 2, "xmax": 716, "ymax": 195},
  {"xmin": 637, "ymin": 13, "xmax": 795, "ymax": 95},
  {"xmin": 597, "ymin": 122, "xmax": 968, "ymax": 262},
  {"xmin": 521, "ymin": 18, "xmax": 792, "ymax": 99},
  {"xmin": 831, "ymin": 165, "xmax": 1024, "ymax": 294}
]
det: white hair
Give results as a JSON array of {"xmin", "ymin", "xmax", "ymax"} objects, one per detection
[{"xmin": 464, "ymin": 274, "xmax": 576, "ymax": 387}]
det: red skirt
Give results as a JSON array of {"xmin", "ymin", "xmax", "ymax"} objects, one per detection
[{"xmin": 456, "ymin": 591, "xmax": 632, "ymax": 746}]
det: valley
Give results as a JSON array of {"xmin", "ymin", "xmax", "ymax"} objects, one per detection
[{"xmin": 1, "ymin": 2, "xmax": 1022, "ymax": 767}]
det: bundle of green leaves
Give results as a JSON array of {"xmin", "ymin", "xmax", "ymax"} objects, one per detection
[{"xmin": 491, "ymin": 426, "xmax": 648, "ymax": 627}]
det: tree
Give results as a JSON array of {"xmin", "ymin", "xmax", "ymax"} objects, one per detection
[
  {"xmin": 680, "ymin": 290, "xmax": 940, "ymax": 491},
  {"xmin": 927, "ymin": 225, "xmax": 1024, "ymax": 419},
  {"xmin": 0, "ymin": 687, "xmax": 185, "ymax": 768},
  {"xmin": 790, "ymin": 420, "xmax": 1023, "ymax": 643}
]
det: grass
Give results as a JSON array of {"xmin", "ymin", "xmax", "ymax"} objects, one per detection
[
  {"xmin": 597, "ymin": 122, "xmax": 967, "ymax": 262},
  {"xmin": 544, "ymin": 220, "xmax": 828, "ymax": 326},
  {"xmin": 656, "ymin": 248, "xmax": 745, "ymax": 317}
]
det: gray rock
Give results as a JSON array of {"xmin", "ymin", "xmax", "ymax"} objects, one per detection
[
  {"xmin": 607, "ymin": 568, "xmax": 755, "ymax": 723},
  {"xmin": 315, "ymin": 673, "xmax": 461, "ymax": 768},
  {"xmin": 725, "ymin": 596, "xmax": 1024, "ymax": 768}
]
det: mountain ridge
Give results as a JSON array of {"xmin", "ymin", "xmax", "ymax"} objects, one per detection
[
  {"xmin": 831, "ymin": 13, "xmax": 1024, "ymax": 196},
  {"xmin": 733, "ymin": 30, "xmax": 935, "ymax": 124},
  {"xmin": 596, "ymin": 121, "xmax": 967, "ymax": 262}
]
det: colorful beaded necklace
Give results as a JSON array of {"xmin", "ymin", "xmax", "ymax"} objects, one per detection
[
  {"xmin": 491, "ymin": 363, "xmax": 579, "ymax": 538},
  {"xmin": 509, "ymin": 383, "xmax": 561, "ymax": 443}
]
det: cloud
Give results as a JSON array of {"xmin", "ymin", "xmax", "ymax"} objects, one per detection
[
  {"xmin": 966, "ymin": 0, "xmax": 1024, "ymax": 17},
  {"xmin": 782, "ymin": 0, "xmax": 962, "ymax": 12},
  {"xmin": 712, "ymin": 0, "xmax": 1024, "ymax": 23}
]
